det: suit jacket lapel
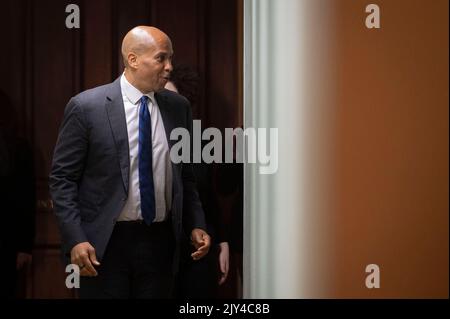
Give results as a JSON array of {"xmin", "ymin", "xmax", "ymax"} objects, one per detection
[{"xmin": 105, "ymin": 77, "xmax": 130, "ymax": 194}]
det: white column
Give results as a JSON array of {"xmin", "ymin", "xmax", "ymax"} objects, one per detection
[{"xmin": 243, "ymin": 0, "xmax": 335, "ymax": 298}]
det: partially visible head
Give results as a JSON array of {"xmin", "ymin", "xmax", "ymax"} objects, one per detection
[
  {"xmin": 164, "ymin": 65, "xmax": 199, "ymax": 103},
  {"xmin": 121, "ymin": 26, "xmax": 173, "ymax": 93},
  {"xmin": 164, "ymin": 65, "xmax": 200, "ymax": 118}
]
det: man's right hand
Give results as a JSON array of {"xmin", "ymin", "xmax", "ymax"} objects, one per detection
[{"xmin": 70, "ymin": 242, "xmax": 101, "ymax": 277}]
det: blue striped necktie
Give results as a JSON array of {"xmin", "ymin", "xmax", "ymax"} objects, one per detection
[{"xmin": 138, "ymin": 95, "xmax": 155, "ymax": 225}]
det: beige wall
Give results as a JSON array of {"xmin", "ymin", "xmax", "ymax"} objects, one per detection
[
  {"xmin": 244, "ymin": 0, "xmax": 448, "ymax": 298},
  {"xmin": 330, "ymin": 0, "xmax": 448, "ymax": 298}
]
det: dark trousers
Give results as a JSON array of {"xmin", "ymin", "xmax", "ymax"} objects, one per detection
[
  {"xmin": 176, "ymin": 241, "xmax": 219, "ymax": 299},
  {"xmin": 79, "ymin": 220, "xmax": 174, "ymax": 299}
]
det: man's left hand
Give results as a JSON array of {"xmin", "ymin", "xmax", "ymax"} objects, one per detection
[{"xmin": 190, "ymin": 228, "xmax": 211, "ymax": 260}]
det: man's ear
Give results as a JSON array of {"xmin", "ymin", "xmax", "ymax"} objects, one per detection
[{"xmin": 127, "ymin": 52, "xmax": 138, "ymax": 69}]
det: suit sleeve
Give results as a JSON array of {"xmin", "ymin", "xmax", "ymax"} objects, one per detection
[
  {"xmin": 182, "ymin": 103, "xmax": 207, "ymax": 235},
  {"xmin": 49, "ymin": 97, "xmax": 89, "ymax": 256}
]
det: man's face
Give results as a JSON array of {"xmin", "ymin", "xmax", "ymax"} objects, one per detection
[{"xmin": 136, "ymin": 38, "xmax": 173, "ymax": 93}]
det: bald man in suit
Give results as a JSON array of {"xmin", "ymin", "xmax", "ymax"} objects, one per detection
[{"xmin": 50, "ymin": 26, "xmax": 210, "ymax": 298}]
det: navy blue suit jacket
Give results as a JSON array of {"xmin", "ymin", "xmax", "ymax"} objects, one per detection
[{"xmin": 49, "ymin": 77, "xmax": 206, "ymax": 272}]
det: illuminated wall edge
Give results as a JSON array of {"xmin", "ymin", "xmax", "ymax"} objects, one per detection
[{"xmin": 243, "ymin": 0, "xmax": 335, "ymax": 298}]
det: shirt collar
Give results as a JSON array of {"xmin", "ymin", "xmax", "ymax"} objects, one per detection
[{"xmin": 120, "ymin": 73, "xmax": 155, "ymax": 105}]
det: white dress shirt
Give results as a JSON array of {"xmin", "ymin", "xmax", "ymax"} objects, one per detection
[{"xmin": 118, "ymin": 74, "xmax": 173, "ymax": 222}]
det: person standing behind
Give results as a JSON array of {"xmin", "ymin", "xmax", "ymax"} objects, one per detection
[
  {"xmin": 165, "ymin": 66, "xmax": 230, "ymax": 298},
  {"xmin": 49, "ymin": 26, "xmax": 210, "ymax": 299}
]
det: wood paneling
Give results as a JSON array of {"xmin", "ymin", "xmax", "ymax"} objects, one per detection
[
  {"xmin": 83, "ymin": 0, "xmax": 113, "ymax": 89},
  {"xmin": 205, "ymin": 0, "xmax": 239, "ymax": 130},
  {"xmin": 33, "ymin": 0, "xmax": 82, "ymax": 181},
  {"xmin": 31, "ymin": 248, "xmax": 75, "ymax": 298},
  {"xmin": 331, "ymin": 0, "xmax": 448, "ymax": 298}
]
